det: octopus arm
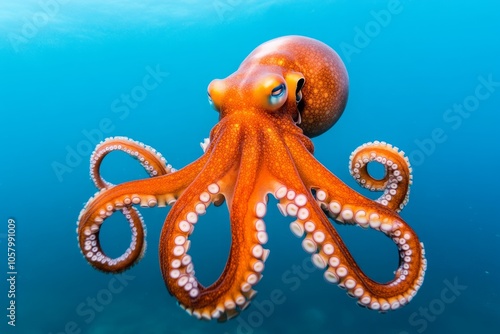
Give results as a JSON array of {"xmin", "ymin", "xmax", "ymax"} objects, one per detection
[
  {"xmin": 89, "ymin": 136, "xmax": 175, "ymax": 189},
  {"xmin": 278, "ymin": 135, "xmax": 426, "ymax": 311},
  {"xmin": 77, "ymin": 153, "xmax": 209, "ymax": 273},
  {"xmin": 348, "ymin": 141, "xmax": 413, "ymax": 212},
  {"xmin": 159, "ymin": 125, "xmax": 275, "ymax": 321}
]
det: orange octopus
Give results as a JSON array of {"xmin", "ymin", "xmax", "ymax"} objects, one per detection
[{"xmin": 77, "ymin": 35, "xmax": 426, "ymax": 321}]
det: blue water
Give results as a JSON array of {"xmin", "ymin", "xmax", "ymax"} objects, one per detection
[{"xmin": 1, "ymin": 0, "xmax": 499, "ymax": 333}]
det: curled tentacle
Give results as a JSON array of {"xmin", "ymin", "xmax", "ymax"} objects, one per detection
[
  {"xmin": 276, "ymin": 183, "xmax": 426, "ymax": 311},
  {"xmin": 349, "ymin": 141, "xmax": 412, "ymax": 212},
  {"xmin": 281, "ymin": 134, "xmax": 426, "ymax": 310},
  {"xmin": 77, "ymin": 155, "xmax": 208, "ymax": 273},
  {"xmin": 159, "ymin": 178, "xmax": 270, "ymax": 321},
  {"xmin": 87, "ymin": 137, "xmax": 175, "ymax": 268},
  {"xmin": 78, "ymin": 203, "xmax": 146, "ymax": 272},
  {"xmin": 160, "ymin": 122, "xmax": 272, "ymax": 321},
  {"xmin": 90, "ymin": 136, "xmax": 174, "ymax": 189}
]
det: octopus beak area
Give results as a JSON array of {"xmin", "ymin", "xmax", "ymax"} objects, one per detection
[{"xmin": 285, "ymin": 71, "xmax": 305, "ymax": 124}]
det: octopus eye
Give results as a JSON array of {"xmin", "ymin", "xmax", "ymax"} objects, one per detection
[
  {"xmin": 269, "ymin": 83, "xmax": 287, "ymax": 107},
  {"xmin": 271, "ymin": 84, "xmax": 285, "ymax": 96}
]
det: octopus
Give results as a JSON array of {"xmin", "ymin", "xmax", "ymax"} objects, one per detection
[{"xmin": 76, "ymin": 35, "xmax": 426, "ymax": 321}]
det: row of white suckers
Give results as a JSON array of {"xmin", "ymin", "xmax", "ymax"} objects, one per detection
[
  {"xmin": 169, "ymin": 182, "xmax": 270, "ymax": 320},
  {"xmin": 274, "ymin": 184, "xmax": 425, "ymax": 311},
  {"xmin": 77, "ymin": 137, "xmax": 176, "ymax": 271},
  {"xmin": 349, "ymin": 141, "xmax": 413, "ymax": 211},
  {"xmin": 78, "ymin": 149, "xmax": 424, "ymax": 317},
  {"xmin": 80, "ymin": 207, "xmax": 141, "ymax": 267},
  {"xmin": 170, "ymin": 183, "xmax": 425, "ymax": 317},
  {"xmin": 88, "ymin": 136, "xmax": 176, "ymax": 188},
  {"xmin": 346, "ymin": 142, "xmax": 425, "ymax": 301},
  {"xmin": 79, "ymin": 181, "xmax": 425, "ymax": 316}
]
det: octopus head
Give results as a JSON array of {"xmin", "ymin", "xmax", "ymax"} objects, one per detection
[
  {"xmin": 207, "ymin": 67, "xmax": 305, "ymax": 123},
  {"xmin": 207, "ymin": 36, "xmax": 349, "ymax": 137}
]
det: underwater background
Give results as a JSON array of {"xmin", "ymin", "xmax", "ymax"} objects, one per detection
[{"xmin": 1, "ymin": 0, "xmax": 499, "ymax": 333}]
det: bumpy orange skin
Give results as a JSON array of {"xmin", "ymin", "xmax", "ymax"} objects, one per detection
[{"xmin": 76, "ymin": 36, "xmax": 425, "ymax": 322}]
